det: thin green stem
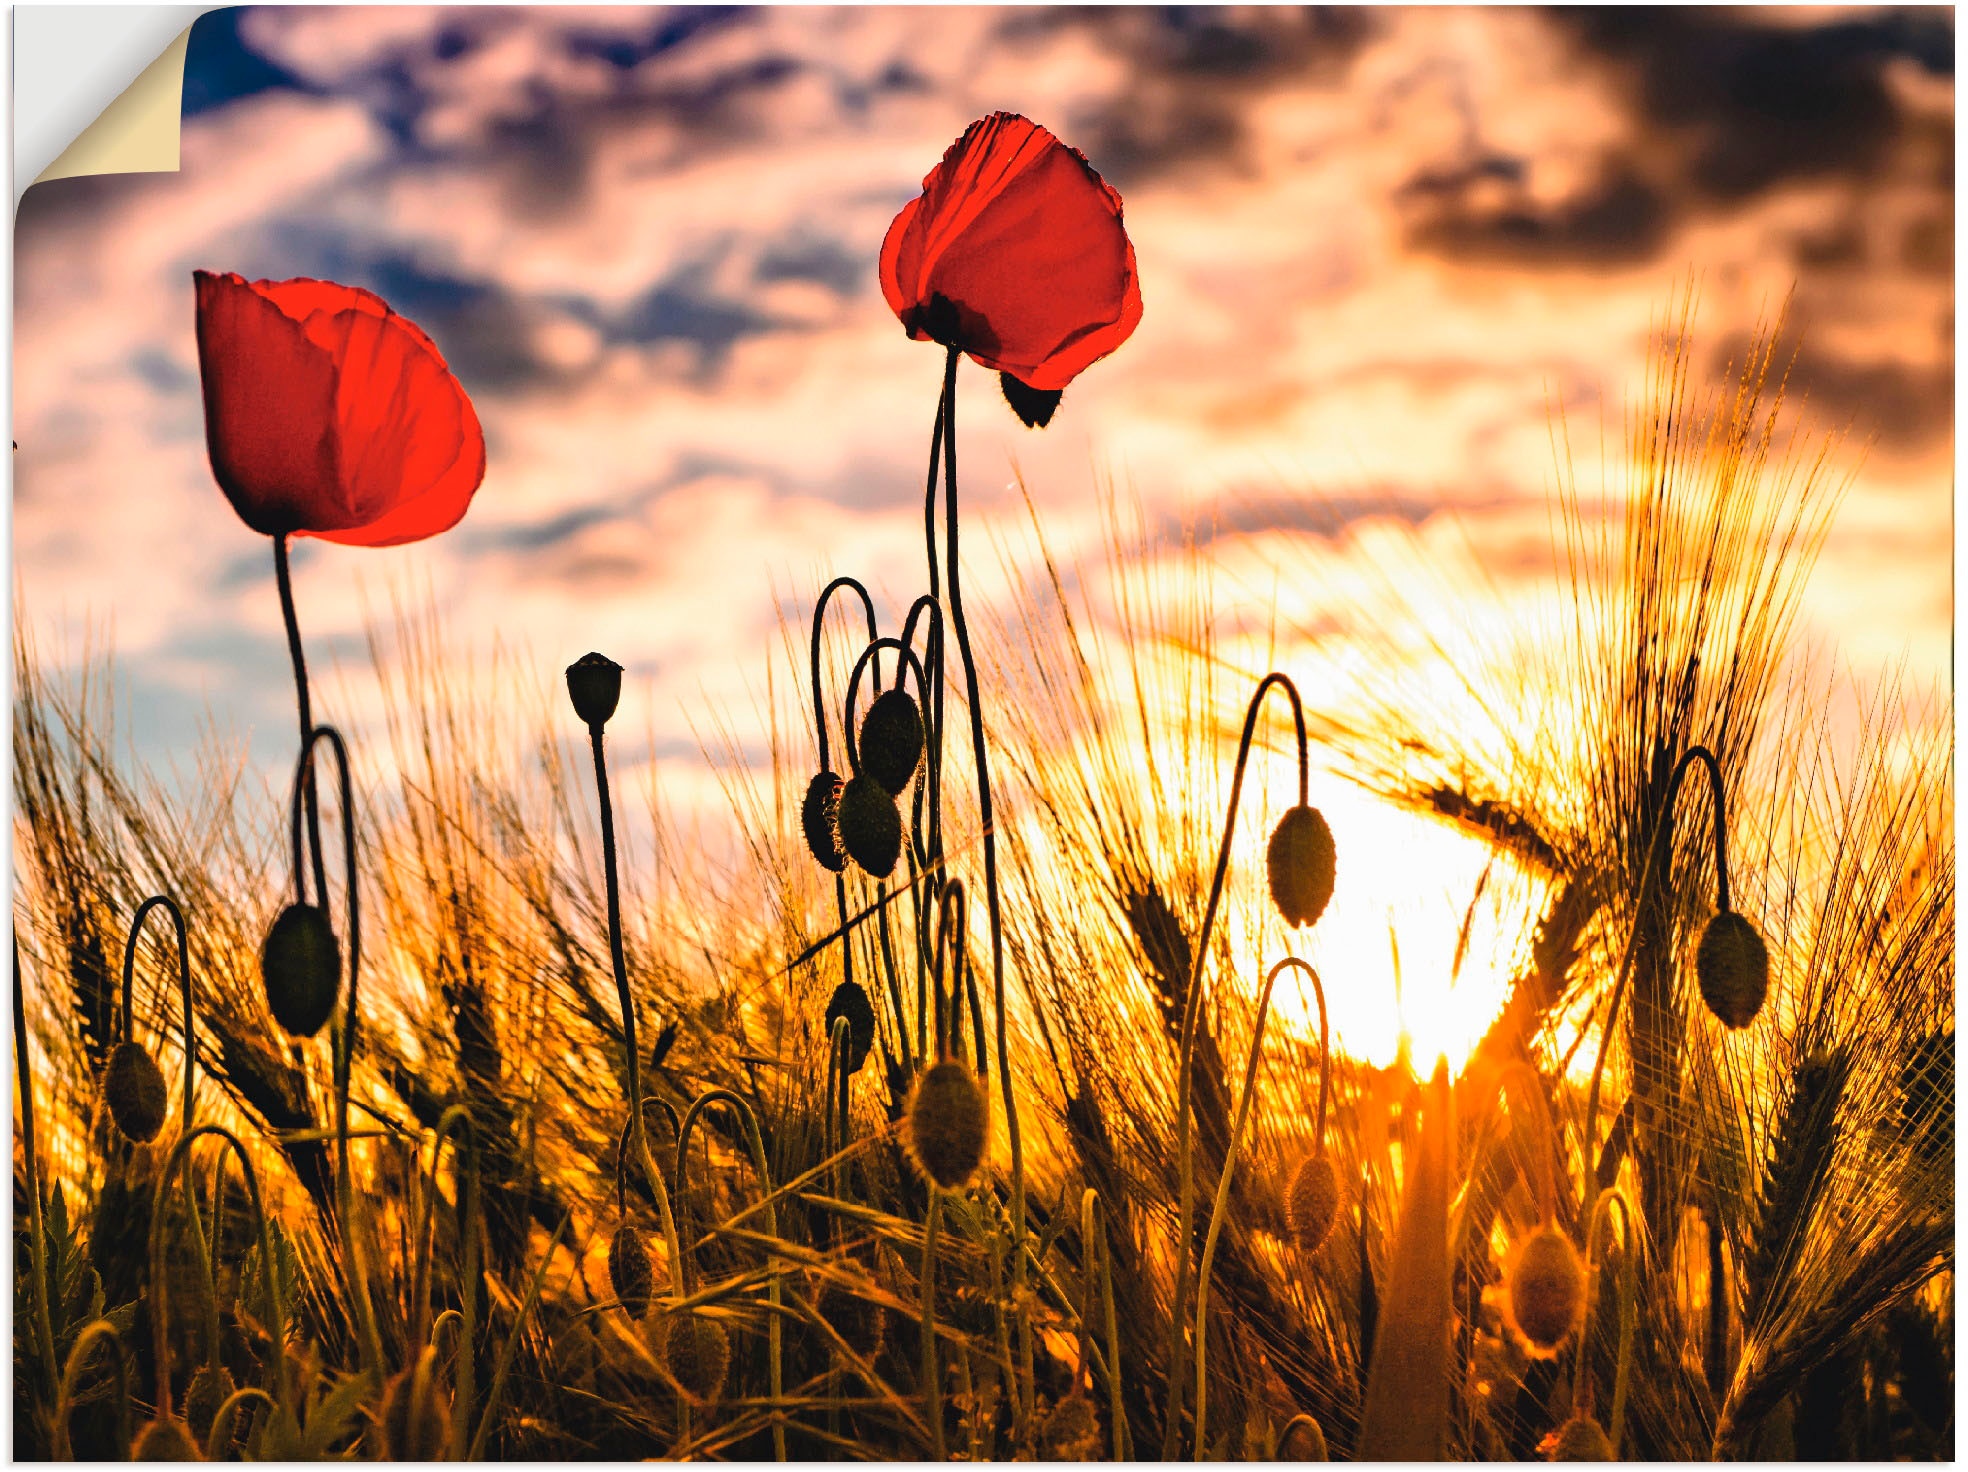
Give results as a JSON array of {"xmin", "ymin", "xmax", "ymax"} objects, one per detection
[
  {"xmin": 272, "ymin": 533, "xmax": 327, "ymax": 907},
  {"xmin": 1193, "ymin": 957, "xmax": 1320, "ymax": 1456},
  {"xmin": 119, "ymin": 894, "xmax": 196, "ymax": 1129},
  {"xmin": 149, "ymin": 1126, "xmax": 286, "ymax": 1416},
  {"xmin": 676, "ymin": 1088, "xmax": 786, "ymax": 1461},
  {"xmin": 1165, "ymin": 672, "xmax": 1310, "ymax": 1456},
  {"xmin": 588, "ymin": 725, "xmax": 687, "ymax": 1292},
  {"xmin": 920, "ymin": 1190, "xmax": 945, "ymax": 1462},
  {"xmin": 55, "ymin": 1319, "xmax": 132, "ymax": 1459}
]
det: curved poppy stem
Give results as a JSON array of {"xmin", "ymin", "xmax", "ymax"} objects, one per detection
[
  {"xmin": 587, "ymin": 722, "xmax": 687, "ymax": 1296},
  {"xmin": 272, "ymin": 534, "xmax": 328, "ymax": 908},
  {"xmin": 1580, "ymin": 744, "xmax": 1727, "ymax": 1195},
  {"xmin": 1165, "ymin": 671, "xmax": 1310, "ymax": 1456},
  {"xmin": 1191, "ymin": 956, "xmax": 1320, "ymax": 1457},
  {"xmin": 120, "ymin": 895, "xmax": 196, "ymax": 1131},
  {"xmin": 1573, "ymin": 1187, "xmax": 1640, "ymax": 1440},
  {"xmin": 287, "ymin": 724, "xmax": 383, "ymax": 1378},
  {"xmin": 898, "ymin": 594, "xmax": 948, "ymax": 870},
  {"xmin": 932, "ymin": 345, "xmax": 1038, "ymax": 1437},
  {"xmin": 412, "ymin": 1106, "xmax": 477, "ymax": 1359},
  {"xmin": 841, "ymin": 638, "xmax": 934, "ymax": 778},
  {"xmin": 809, "ymin": 576, "xmax": 881, "ymax": 776},
  {"xmin": 675, "ymin": 1088, "xmax": 785, "ymax": 1461},
  {"xmin": 14, "ymin": 943, "xmax": 60, "ymax": 1409},
  {"xmin": 1081, "ymin": 1188, "xmax": 1129, "ymax": 1460},
  {"xmin": 55, "ymin": 1319, "xmax": 133, "ymax": 1459},
  {"xmin": 613, "ymin": 1096, "xmax": 683, "ymax": 1218},
  {"xmin": 149, "ymin": 1125, "xmax": 287, "ymax": 1417}
]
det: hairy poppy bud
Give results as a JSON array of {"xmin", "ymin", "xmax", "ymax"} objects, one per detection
[
  {"xmin": 837, "ymin": 775, "xmax": 902, "ymax": 877},
  {"xmin": 1279, "ymin": 1415, "xmax": 1329, "ymax": 1460},
  {"xmin": 133, "ymin": 1417, "xmax": 199, "ymax": 1461},
  {"xmin": 818, "ymin": 1261, "xmax": 888, "ymax": 1362},
  {"xmin": 801, "ymin": 772, "xmax": 848, "ymax": 872},
  {"xmin": 1696, "ymin": 909, "xmax": 1768, "ymax": 1030},
  {"xmin": 608, "ymin": 1224, "xmax": 654, "ymax": 1318},
  {"xmin": 566, "ymin": 652, "xmax": 623, "ymax": 733},
  {"xmin": 825, "ymin": 981, "xmax": 877, "ymax": 1075},
  {"xmin": 1545, "ymin": 1415, "xmax": 1613, "ymax": 1461},
  {"xmin": 1506, "ymin": 1224, "xmax": 1586, "ymax": 1357},
  {"xmin": 261, "ymin": 903, "xmax": 340, "ymax": 1039},
  {"xmin": 656, "ymin": 1310, "xmax": 731, "ymax": 1405},
  {"xmin": 1267, "ymin": 805, "xmax": 1336, "ymax": 929},
  {"xmin": 380, "ymin": 1364, "xmax": 451, "ymax": 1461},
  {"xmin": 1285, "ymin": 1150, "xmax": 1341, "ymax": 1256},
  {"xmin": 905, "ymin": 1059, "xmax": 988, "ymax": 1190},
  {"xmin": 185, "ymin": 1363, "xmax": 236, "ymax": 1448},
  {"xmin": 1041, "ymin": 1393, "xmax": 1101, "ymax": 1460},
  {"xmin": 105, "ymin": 1040, "xmax": 169, "ymax": 1144},
  {"xmin": 858, "ymin": 689, "xmax": 924, "ymax": 796}
]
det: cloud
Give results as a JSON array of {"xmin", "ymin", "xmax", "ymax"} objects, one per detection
[{"xmin": 11, "ymin": 5, "xmax": 1951, "ymax": 831}]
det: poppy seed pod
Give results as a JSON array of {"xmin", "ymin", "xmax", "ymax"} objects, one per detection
[
  {"xmin": 1041, "ymin": 1393, "xmax": 1102, "ymax": 1461},
  {"xmin": 904, "ymin": 1059, "xmax": 989, "ymax": 1191},
  {"xmin": 379, "ymin": 1364, "xmax": 451, "ymax": 1461},
  {"xmin": 260, "ymin": 902, "xmax": 341, "ymax": 1039},
  {"xmin": 133, "ymin": 1417, "xmax": 200, "ymax": 1461},
  {"xmin": 801, "ymin": 771, "xmax": 848, "ymax": 873},
  {"xmin": 1285, "ymin": 1150, "xmax": 1342, "ymax": 1256},
  {"xmin": 1506, "ymin": 1223, "xmax": 1586, "ymax": 1357},
  {"xmin": 608, "ymin": 1224, "xmax": 654, "ymax": 1318},
  {"xmin": 655, "ymin": 1310, "xmax": 731, "ymax": 1405},
  {"xmin": 1267, "ymin": 804, "xmax": 1336, "ymax": 929},
  {"xmin": 566, "ymin": 652, "xmax": 623, "ymax": 733},
  {"xmin": 1696, "ymin": 909, "xmax": 1769, "ymax": 1030},
  {"xmin": 837, "ymin": 775, "xmax": 903, "ymax": 877},
  {"xmin": 184, "ymin": 1363, "xmax": 236, "ymax": 1448},
  {"xmin": 858, "ymin": 689, "xmax": 924, "ymax": 796},
  {"xmin": 105, "ymin": 1040, "xmax": 169, "ymax": 1144},
  {"xmin": 824, "ymin": 980, "xmax": 878, "ymax": 1076},
  {"xmin": 1547, "ymin": 1415, "xmax": 1614, "ymax": 1461}
]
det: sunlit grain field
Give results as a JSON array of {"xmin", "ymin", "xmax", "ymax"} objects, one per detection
[
  {"xmin": 11, "ymin": 54, "xmax": 1952, "ymax": 1464},
  {"xmin": 12, "ymin": 264, "xmax": 1953, "ymax": 1462}
]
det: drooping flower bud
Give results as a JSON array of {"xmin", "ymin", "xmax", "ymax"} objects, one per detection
[
  {"xmin": 1285, "ymin": 1150, "xmax": 1341, "ymax": 1256},
  {"xmin": 655, "ymin": 1309, "xmax": 731, "ymax": 1405},
  {"xmin": 1279, "ymin": 1415, "xmax": 1329, "ymax": 1460},
  {"xmin": 133, "ymin": 1417, "xmax": 199, "ymax": 1461},
  {"xmin": 1267, "ymin": 804, "xmax": 1336, "ymax": 928},
  {"xmin": 801, "ymin": 772, "xmax": 848, "ymax": 872},
  {"xmin": 904, "ymin": 1059, "xmax": 988, "ymax": 1190},
  {"xmin": 185, "ymin": 1363, "xmax": 236, "ymax": 1448},
  {"xmin": 825, "ymin": 980, "xmax": 877, "ymax": 1075},
  {"xmin": 608, "ymin": 1224, "xmax": 654, "ymax": 1318},
  {"xmin": 1545, "ymin": 1415, "xmax": 1614, "ymax": 1461},
  {"xmin": 1696, "ymin": 909, "xmax": 1769, "ymax": 1030},
  {"xmin": 1505, "ymin": 1223, "xmax": 1586, "ymax": 1357},
  {"xmin": 1041, "ymin": 1393, "xmax": 1102, "ymax": 1460},
  {"xmin": 837, "ymin": 775, "xmax": 902, "ymax": 877},
  {"xmin": 859, "ymin": 689, "xmax": 924, "ymax": 796},
  {"xmin": 105, "ymin": 1040, "xmax": 168, "ymax": 1144},
  {"xmin": 260, "ymin": 903, "xmax": 341, "ymax": 1039},
  {"xmin": 565, "ymin": 652, "xmax": 624, "ymax": 733}
]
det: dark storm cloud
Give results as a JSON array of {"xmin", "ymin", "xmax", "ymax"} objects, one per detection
[
  {"xmin": 1560, "ymin": 6, "xmax": 1951, "ymax": 201},
  {"xmin": 1001, "ymin": 6, "xmax": 1381, "ymax": 185},
  {"xmin": 1712, "ymin": 331, "xmax": 1956, "ymax": 455},
  {"xmin": 1401, "ymin": 7, "xmax": 1954, "ymax": 270},
  {"xmin": 181, "ymin": 7, "xmax": 312, "ymax": 116}
]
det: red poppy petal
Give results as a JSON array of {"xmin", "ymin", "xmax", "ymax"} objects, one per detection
[
  {"xmin": 881, "ymin": 114, "xmax": 1141, "ymax": 389},
  {"xmin": 194, "ymin": 270, "xmax": 349, "ymax": 535},
  {"xmin": 310, "ymin": 389, "xmax": 485, "ymax": 548}
]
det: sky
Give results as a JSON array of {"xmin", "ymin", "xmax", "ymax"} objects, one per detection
[{"xmin": 14, "ymin": 4, "xmax": 1955, "ymax": 870}]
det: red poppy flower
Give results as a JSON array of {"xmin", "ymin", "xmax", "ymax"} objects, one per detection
[
  {"xmin": 880, "ymin": 113, "xmax": 1142, "ymax": 395},
  {"xmin": 194, "ymin": 270, "xmax": 485, "ymax": 547}
]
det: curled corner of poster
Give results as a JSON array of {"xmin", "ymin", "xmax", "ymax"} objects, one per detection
[{"xmin": 17, "ymin": 6, "xmax": 215, "ymax": 201}]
